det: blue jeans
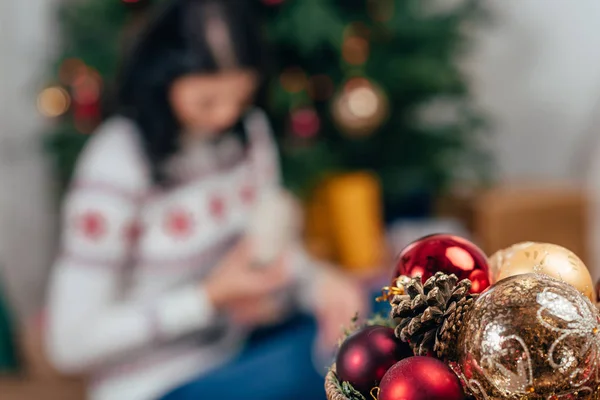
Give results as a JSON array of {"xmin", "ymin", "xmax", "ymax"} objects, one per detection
[{"xmin": 159, "ymin": 315, "xmax": 327, "ymax": 400}]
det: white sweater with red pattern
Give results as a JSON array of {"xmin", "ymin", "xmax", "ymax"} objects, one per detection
[{"xmin": 45, "ymin": 109, "xmax": 317, "ymax": 400}]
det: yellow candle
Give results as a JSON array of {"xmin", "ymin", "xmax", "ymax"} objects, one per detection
[{"xmin": 325, "ymin": 172, "xmax": 385, "ymax": 274}]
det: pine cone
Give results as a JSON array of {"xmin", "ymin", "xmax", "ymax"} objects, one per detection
[
  {"xmin": 435, "ymin": 295, "xmax": 477, "ymax": 359},
  {"xmin": 390, "ymin": 272, "xmax": 477, "ymax": 360}
]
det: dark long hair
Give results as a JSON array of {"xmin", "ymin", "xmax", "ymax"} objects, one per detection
[{"xmin": 116, "ymin": 0, "xmax": 268, "ymax": 185}]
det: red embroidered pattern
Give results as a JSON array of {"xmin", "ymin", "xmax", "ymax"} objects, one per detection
[
  {"xmin": 124, "ymin": 220, "xmax": 143, "ymax": 243},
  {"xmin": 77, "ymin": 210, "xmax": 106, "ymax": 241},
  {"xmin": 164, "ymin": 209, "xmax": 194, "ymax": 238},
  {"xmin": 240, "ymin": 184, "xmax": 256, "ymax": 205},
  {"xmin": 209, "ymin": 195, "xmax": 226, "ymax": 220}
]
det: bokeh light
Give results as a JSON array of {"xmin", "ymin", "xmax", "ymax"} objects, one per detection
[
  {"xmin": 344, "ymin": 22, "xmax": 371, "ymax": 40},
  {"xmin": 367, "ymin": 0, "xmax": 394, "ymax": 22},
  {"xmin": 72, "ymin": 69, "xmax": 102, "ymax": 104},
  {"xmin": 342, "ymin": 36, "xmax": 370, "ymax": 65},
  {"xmin": 347, "ymin": 86, "xmax": 379, "ymax": 119},
  {"xmin": 290, "ymin": 107, "xmax": 320, "ymax": 139},
  {"xmin": 58, "ymin": 58, "xmax": 86, "ymax": 85},
  {"xmin": 308, "ymin": 74, "xmax": 334, "ymax": 101},
  {"xmin": 37, "ymin": 86, "xmax": 71, "ymax": 118},
  {"xmin": 332, "ymin": 78, "xmax": 389, "ymax": 137},
  {"xmin": 280, "ymin": 67, "xmax": 307, "ymax": 93}
]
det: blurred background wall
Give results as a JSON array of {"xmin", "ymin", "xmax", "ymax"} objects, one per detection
[
  {"xmin": 0, "ymin": 0, "xmax": 58, "ymax": 322},
  {"xmin": 470, "ymin": 0, "xmax": 600, "ymax": 182}
]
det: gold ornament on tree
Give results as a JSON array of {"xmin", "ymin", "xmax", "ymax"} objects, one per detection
[
  {"xmin": 331, "ymin": 77, "xmax": 389, "ymax": 137},
  {"xmin": 37, "ymin": 86, "xmax": 71, "ymax": 118},
  {"xmin": 490, "ymin": 242, "xmax": 595, "ymax": 302},
  {"xmin": 391, "ymin": 272, "xmax": 600, "ymax": 399}
]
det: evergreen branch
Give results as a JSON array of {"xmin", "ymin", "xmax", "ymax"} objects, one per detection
[{"xmin": 330, "ymin": 368, "xmax": 366, "ymax": 400}]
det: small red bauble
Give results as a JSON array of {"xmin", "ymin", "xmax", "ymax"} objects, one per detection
[
  {"xmin": 336, "ymin": 326, "xmax": 411, "ymax": 396},
  {"xmin": 394, "ymin": 234, "xmax": 490, "ymax": 294},
  {"xmin": 290, "ymin": 107, "xmax": 320, "ymax": 139},
  {"xmin": 379, "ymin": 357, "xmax": 465, "ymax": 400}
]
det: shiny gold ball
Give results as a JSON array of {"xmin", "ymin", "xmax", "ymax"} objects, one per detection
[
  {"xmin": 457, "ymin": 273, "xmax": 600, "ymax": 399},
  {"xmin": 490, "ymin": 242, "xmax": 595, "ymax": 302}
]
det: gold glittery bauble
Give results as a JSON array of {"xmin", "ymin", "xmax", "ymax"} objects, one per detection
[
  {"xmin": 456, "ymin": 274, "xmax": 600, "ymax": 399},
  {"xmin": 331, "ymin": 77, "xmax": 389, "ymax": 137},
  {"xmin": 490, "ymin": 242, "xmax": 595, "ymax": 302}
]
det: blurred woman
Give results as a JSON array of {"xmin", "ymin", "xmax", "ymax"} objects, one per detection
[{"xmin": 44, "ymin": 1, "xmax": 365, "ymax": 399}]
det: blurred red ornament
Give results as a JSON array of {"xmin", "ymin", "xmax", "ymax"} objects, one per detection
[
  {"xmin": 290, "ymin": 108, "xmax": 320, "ymax": 139},
  {"xmin": 336, "ymin": 326, "xmax": 411, "ymax": 396},
  {"xmin": 73, "ymin": 100, "xmax": 101, "ymax": 134},
  {"xmin": 72, "ymin": 69, "xmax": 102, "ymax": 104},
  {"xmin": 73, "ymin": 101, "xmax": 100, "ymax": 121},
  {"xmin": 379, "ymin": 357, "xmax": 465, "ymax": 400},
  {"xmin": 72, "ymin": 67, "xmax": 102, "ymax": 133},
  {"xmin": 121, "ymin": 0, "xmax": 151, "ymax": 9},
  {"xmin": 394, "ymin": 234, "xmax": 490, "ymax": 294}
]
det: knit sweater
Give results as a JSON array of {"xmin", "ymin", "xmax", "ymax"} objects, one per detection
[{"xmin": 45, "ymin": 109, "xmax": 317, "ymax": 400}]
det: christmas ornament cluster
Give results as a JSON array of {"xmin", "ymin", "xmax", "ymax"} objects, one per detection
[{"xmin": 326, "ymin": 234, "xmax": 599, "ymax": 400}]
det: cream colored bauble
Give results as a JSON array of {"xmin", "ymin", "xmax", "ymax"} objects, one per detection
[{"xmin": 491, "ymin": 242, "xmax": 595, "ymax": 302}]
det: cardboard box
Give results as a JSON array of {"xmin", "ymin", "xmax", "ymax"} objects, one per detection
[
  {"xmin": 437, "ymin": 184, "xmax": 588, "ymax": 264},
  {"xmin": 474, "ymin": 184, "xmax": 588, "ymax": 263}
]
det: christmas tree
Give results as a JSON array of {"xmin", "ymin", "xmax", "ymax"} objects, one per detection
[{"xmin": 41, "ymin": 0, "xmax": 489, "ymax": 216}]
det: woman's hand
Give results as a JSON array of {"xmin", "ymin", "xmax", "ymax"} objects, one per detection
[
  {"xmin": 228, "ymin": 296, "xmax": 288, "ymax": 327},
  {"xmin": 313, "ymin": 267, "xmax": 368, "ymax": 353},
  {"xmin": 204, "ymin": 239, "xmax": 292, "ymax": 320}
]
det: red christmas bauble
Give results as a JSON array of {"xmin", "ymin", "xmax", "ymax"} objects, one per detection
[
  {"xmin": 394, "ymin": 234, "xmax": 490, "ymax": 294},
  {"xmin": 121, "ymin": 0, "xmax": 151, "ymax": 9},
  {"xmin": 336, "ymin": 326, "xmax": 411, "ymax": 395},
  {"xmin": 379, "ymin": 357, "xmax": 465, "ymax": 400},
  {"xmin": 290, "ymin": 107, "xmax": 320, "ymax": 138}
]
